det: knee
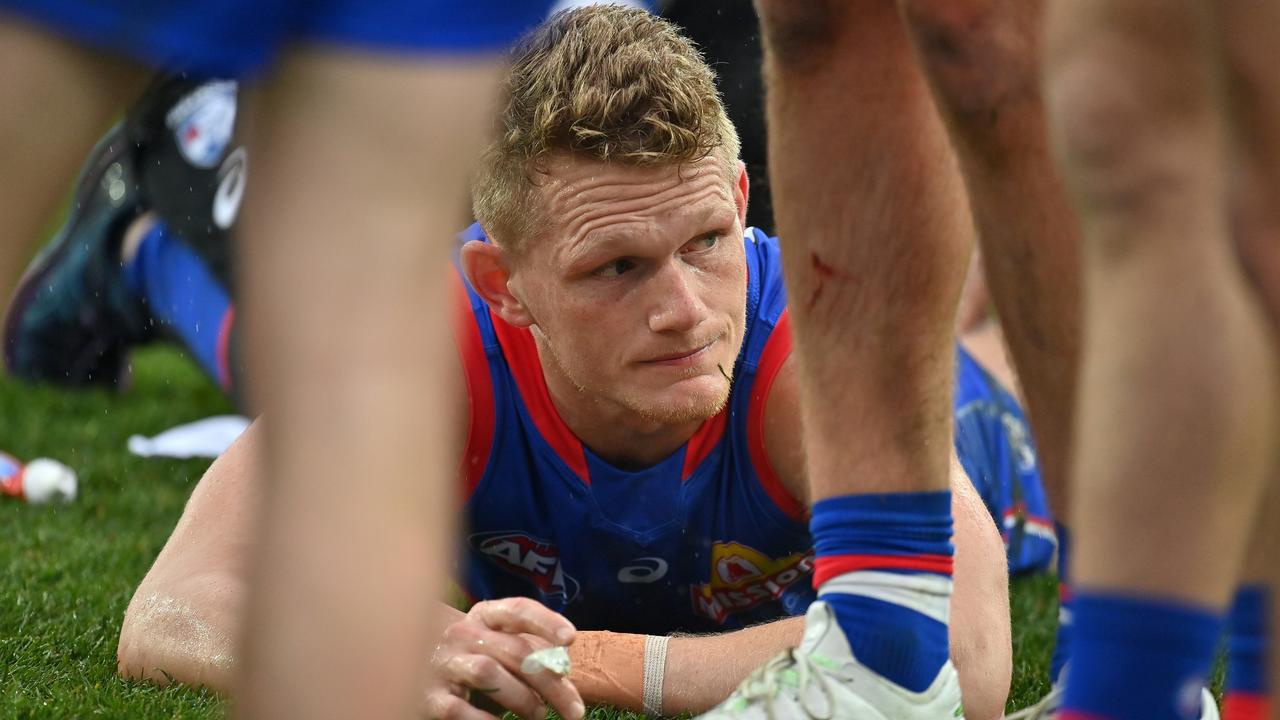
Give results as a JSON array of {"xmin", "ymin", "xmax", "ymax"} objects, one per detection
[
  {"xmin": 900, "ymin": 0, "xmax": 1039, "ymax": 121},
  {"xmin": 755, "ymin": 0, "xmax": 873, "ymax": 67},
  {"xmin": 1044, "ymin": 17, "xmax": 1218, "ymax": 217}
]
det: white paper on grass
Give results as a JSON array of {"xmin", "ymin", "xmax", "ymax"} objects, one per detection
[{"xmin": 127, "ymin": 415, "xmax": 252, "ymax": 459}]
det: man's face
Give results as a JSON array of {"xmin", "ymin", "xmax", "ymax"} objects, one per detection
[{"xmin": 507, "ymin": 153, "xmax": 749, "ymax": 425}]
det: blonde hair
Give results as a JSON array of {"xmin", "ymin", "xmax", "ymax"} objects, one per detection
[{"xmin": 472, "ymin": 5, "xmax": 741, "ymax": 250}]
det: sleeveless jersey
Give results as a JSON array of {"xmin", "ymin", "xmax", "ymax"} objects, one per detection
[
  {"xmin": 453, "ymin": 226, "xmax": 1054, "ymax": 635},
  {"xmin": 953, "ymin": 349, "xmax": 1056, "ymax": 574},
  {"xmin": 455, "ymin": 225, "xmax": 812, "ymax": 635}
]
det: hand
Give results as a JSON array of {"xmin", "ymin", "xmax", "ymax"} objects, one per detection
[{"xmin": 422, "ymin": 598, "xmax": 586, "ymax": 720}]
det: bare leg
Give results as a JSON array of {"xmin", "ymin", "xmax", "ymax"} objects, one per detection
[
  {"xmin": 1044, "ymin": 0, "xmax": 1278, "ymax": 713},
  {"xmin": 720, "ymin": 0, "xmax": 972, "ymax": 712},
  {"xmin": 755, "ymin": 0, "xmax": 970, "ymax": 501},
  {"xmin": 897, "ymin": 0, "xmax": 1083, "ymax": 690},
  {"xmin": 1218, "ymin": 1, "xmax": 1280, "ymax": 713},
  {"xmin": 233, "ymin": 50, "xmax": 502, "ymax": 720},
  {"xmin": 0, "ymin": 18, "xmax": 141, "ymax": 296},
  {"xmin": 899, "ymin": 0, "xmax": 1079, "ymax": 538},
  {"xmin": 1225, "ymin": 476, "xmax": 1277, "ymax": 718},
  {"xmin": 1045, "ymin": 0, "xmax": 1274, "ymax": 613}
]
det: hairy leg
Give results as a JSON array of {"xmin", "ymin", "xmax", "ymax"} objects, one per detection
[
  {"xmin": 899, "ymin": 0, "xmax": 1079, "ymax": 530},
  {"xmin": 755, "ymin": 0, "xmax": 971, "ymax": 501},
  {"xmin": 232, "ymin": 50, "xmax": 502, "ymax": 720},
  {"xmin": 1044, "ymin": 0, "xmax": 1276, "ymax": 611},
  {"xmin": 0, "ymin": 18, "xmax": 141, "ymax": 296},
  {"xmin": 1217, "ymin": 1, "xmax": 1280, "ymax": 712}
]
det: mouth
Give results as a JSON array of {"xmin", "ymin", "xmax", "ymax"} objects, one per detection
[{"xmin": 641, "ymin": 338, "xmax": 718, "ymax": 367}]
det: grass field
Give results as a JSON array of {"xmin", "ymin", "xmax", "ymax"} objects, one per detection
[{"xmin": 0, "ymin": 345, "xmax": 1061, "ymax": 718}]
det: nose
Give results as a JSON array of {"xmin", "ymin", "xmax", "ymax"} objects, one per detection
[{"xmin": 647, "ymin": 261, "xmax": 707, "ymax": 334}]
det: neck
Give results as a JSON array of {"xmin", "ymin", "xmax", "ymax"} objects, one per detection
[{"xmin": 539, "ymin": 348, "xmax": 705, "ymax": 471}]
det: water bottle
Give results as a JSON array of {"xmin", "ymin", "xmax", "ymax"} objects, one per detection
[{"xmin": 0, "ymin": 451, "xmax": 77, "ymax": 504}]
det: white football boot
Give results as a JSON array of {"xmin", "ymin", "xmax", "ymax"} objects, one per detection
[{"xmin": 696, "ymin": 600, "xmax": 964, "ymax": 719}]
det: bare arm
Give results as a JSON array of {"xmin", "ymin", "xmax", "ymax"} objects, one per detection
[
  {"xmin": 763, "ymin": 355, "xmax": 1012, "ymax": 720},
  {"xmin": 117, "ymin": 419, "xmax": 263, "ymax": 691},
  {"xmin": 569, "ymin": 617, "xmax": 804, "ymax": 715}
]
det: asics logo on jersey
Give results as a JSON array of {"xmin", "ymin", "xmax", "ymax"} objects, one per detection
[
  {"xmin": 617, "ymin": 557, "xmax": 669, "ymax": 584},
  {"xmin": 691, "ymin": 542, "xmax": 815, "ymax": 624},
  {"xmin": 213, "ymin": 148, "xmax": 248, "ymax": 230},
  {"xmin": 470, "ymin": 531, "xmax": 581, "ymax": 603}
]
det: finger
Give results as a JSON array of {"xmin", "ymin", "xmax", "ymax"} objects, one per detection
[
  {"xmin": 421, "ymin": 691, "xmax": 497, "ymax": 720},
  {"xmin": 442, "ymin": 654, "xmax": 547, "ymax": 720},
  {"xmin": 519, "ymin": 666, "xmax": 585, "ymax": 720},
  {"xmin": 453, "ymin": 629, "xmax": 585, "ymax": 720},
  {"xmin": 469, "ymin": 598, "xmax": 576, "ymax": 646}
]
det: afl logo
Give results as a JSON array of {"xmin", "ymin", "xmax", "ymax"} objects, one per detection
[{"xmin": 167, "ymin": 81, "xmax": 238, "ymax": 169}]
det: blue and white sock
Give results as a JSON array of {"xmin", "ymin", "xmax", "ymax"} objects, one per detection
[
  {"xmin": 123, "ymin": 222, "xmax": 236, "ymax": 391},
  {"xmin": 810, "ymin": 492, "xmax": 953, "ymax": 692},
  {"xmin": 1223, "ymin": 585, "xmax": 1270, "ymax": 720},
  {"xmin": 1060, "ymin": 592, "xmax": 1222, "ymax": 720}
]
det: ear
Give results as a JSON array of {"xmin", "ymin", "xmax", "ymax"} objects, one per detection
[
  {"xmin": 459, "ymin": 240, "xmax": 536, "ymax": 328},
  {"xmin": 735, "ymin": 160, "xmax": 750, "ymax": 229}
]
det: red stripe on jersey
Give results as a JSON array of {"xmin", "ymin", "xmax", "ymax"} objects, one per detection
[
  {"xmin": 1223, "ymin": 693, "xmax": 1270, "ymax": 720},
  {"xmin": 682, "ymin": 405, "xmax": 729, "ymax": 480},
  {"xmin": 215, "ymin": 307, "xmax": 235, "ymax": 392},
  {"xmin": 812, "ymin": 553, "xmax": 954, "ymax": 586},
  {"xmin": 489, "ymin": 312, "xmax": 591, "ymax": 484},
  {"xmin": 745, "ymin": 310, "xmax": 806, "ymax": 520},
  {"xmin": 451, "ymin": 274, "xmax": 497, "ymax": 501}
]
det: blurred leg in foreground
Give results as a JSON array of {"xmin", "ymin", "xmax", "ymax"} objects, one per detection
[{"xmin": 1043, "ymin": 0, "xmax": 1280, "ymax": 717}]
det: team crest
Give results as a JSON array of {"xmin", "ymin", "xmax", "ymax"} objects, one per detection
[
  {"xmin": 166, "ymin": 81, "xmax": 238, "ymax": 169},
  {"xmin": 470, "ymin": 531, "xmax": 580, "ymax": 603},
  {"xmin": 691, "ymin": 542, "xmax": 814, "ymax": 623}
]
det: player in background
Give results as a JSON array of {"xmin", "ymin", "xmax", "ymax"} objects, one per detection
[{"xmin": 0, "ymin": 2, "xmax": 552, "ymax": 718}]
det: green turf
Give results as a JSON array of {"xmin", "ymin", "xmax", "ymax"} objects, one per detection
[{"xmin": 0, "ymin": 346, "xmax": 1061, "ymax": 718}]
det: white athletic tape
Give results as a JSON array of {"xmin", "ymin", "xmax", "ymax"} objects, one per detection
[{"xmin": 643, "ymin": 635, "xmax": 670, "ymax": 717}]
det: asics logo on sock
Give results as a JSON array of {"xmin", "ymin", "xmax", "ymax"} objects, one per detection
[{"xmin": 213, "ymin": 148, "xmax": 248, "ymax": 230}]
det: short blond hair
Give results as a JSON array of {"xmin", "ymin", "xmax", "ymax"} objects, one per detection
[{"xmin": 472, "ymin": 5, "xmax": 741, "ymax": 250}]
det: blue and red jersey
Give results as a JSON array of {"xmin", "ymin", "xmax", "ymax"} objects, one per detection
[{"xmin": 453, "ymin": 226, "xmax": 1054, "ymax": 634}]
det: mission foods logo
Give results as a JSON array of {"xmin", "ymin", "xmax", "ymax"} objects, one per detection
[
  {"xmin": 691, "ymin": 542, "xmax": 814, "ymax": 623},
  {"xmin": 470, "ymin": 531, "xmax": 580, "ymax": 603}
]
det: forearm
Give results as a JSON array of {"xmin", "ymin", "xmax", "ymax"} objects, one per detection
[{"xmin": 569, "ymin": 618, "xmax": 804, "ymax": 715}]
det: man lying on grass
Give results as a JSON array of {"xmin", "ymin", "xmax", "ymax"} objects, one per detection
[{"xmin": 76, "ymin": 7, "xmax": 1035, "ymax": 719}]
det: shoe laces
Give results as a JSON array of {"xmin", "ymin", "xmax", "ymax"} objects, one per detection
[{"xmin": 726, "ymin": 649, "xmax": 837, "ymax": 719}]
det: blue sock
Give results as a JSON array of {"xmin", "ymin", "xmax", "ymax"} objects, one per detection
[
  {"xmin": 810, "ymin": 492, "xmax": 953, "ymax": 693},
  {"xmin": 1051, "ymin": 522, "xmax": 1073, "ymax": 684},
  {"xmin": 1061, "ymin": 592, "xmax": 1222, "ymax": 720},
  {"xmin": 123, "ymin": 222, "xmax": 236, "ymax": 390},
  {"xmin": 1223, "ymin": 585, "xmax": 1269, "ymax": 719}
]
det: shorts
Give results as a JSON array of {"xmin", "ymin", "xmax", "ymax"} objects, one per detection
[{"xmin": 0, "ymin": 0, "xmax": 551, "ymax": 77}]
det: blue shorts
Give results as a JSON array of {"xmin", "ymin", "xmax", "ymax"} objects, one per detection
[{"xmin": 0, "ymin": 0, "xmax": 552, "ymax": 77}]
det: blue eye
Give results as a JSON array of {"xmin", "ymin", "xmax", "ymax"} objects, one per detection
[
  {"xmin": 595, "ymin": 258, "xmax": 636, "ymax": 277},
  {"xmin": 683, "ymin": 234, "xmax": 720, "ymax": 253}
]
